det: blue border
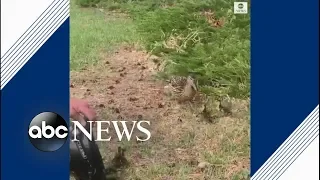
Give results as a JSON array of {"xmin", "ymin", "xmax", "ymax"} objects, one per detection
[
  {"xmin": 1, "ymin": 18, "xmax": 70, "ymax": 180},
  {"xmin": 251, "ymin": 0, "xmax": 319, "ymax": 175}
]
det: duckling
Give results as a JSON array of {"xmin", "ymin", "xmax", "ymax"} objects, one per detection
[
  {"xmin": 111, "ymin": 147, "xmax": 129, "ymax": 169},
  {"xmin": 177, "ymin": 76, "xmax": 198, "ymax": 103},
  {"xmin": 168, "ymin": 76, "xmax": 189, "ymax": 91},
  {"xmin": 219, "ymin": 96, "xmax": 232, "ymax": 115},
  {"xmin": 104, "ymin": 147, "xmax": 129, "ymax": 180}
]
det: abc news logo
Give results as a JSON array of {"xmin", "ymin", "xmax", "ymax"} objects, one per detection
[
  {"xmin": 234, "ymin": 2, "xmax": 248, "ymax": 14},
  {"xmin": 28, "ymin": 112, "xmax": 151, "ymax": 152}
]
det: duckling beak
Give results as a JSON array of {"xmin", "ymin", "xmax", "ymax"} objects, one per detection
[
  {"xmin": 191, "ymin": 83, "xmax": 197, "ymax": 91},
  {"xmin": 186, "ymin": 76, "xmax": 197, "ymax": 90}
]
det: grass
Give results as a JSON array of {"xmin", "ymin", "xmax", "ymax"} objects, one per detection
[
  {"xmin": 114, "ymin": 111, "xmax": 250, "ymax": 179},
  {"xmin": 71, "ymin": 0, "xmax": 250, "ymax": 98},
  {"xmin": 70, "ymin": 0, "xmax": 140, "ymax": 70},
  {"xmin": 133, "ymin": 1, "xmax": 250, "ymax": 98},
  {"xmin": 70, "ymin": 0, "xmax": 250, "ymax": 179},
  {"xmin": 88, "ymin": 0, "xmax": 250, "ymax": 98}
]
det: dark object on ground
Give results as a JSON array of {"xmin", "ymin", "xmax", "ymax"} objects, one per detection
[
  {"xmin": 111, "ymin": 147, "xmax": 130, "ymax": 169},
  {"xmin": 70, "ymin": 117, "xmax": 121, "ymax": 180},
  {"xmin": 219, "ymin": 97, "xmax": 232, "ymax": 114}
]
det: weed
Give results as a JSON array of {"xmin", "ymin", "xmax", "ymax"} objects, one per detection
[{"xmin": 84, "ymin": 0, "xmax": 250, "ymax": 98}]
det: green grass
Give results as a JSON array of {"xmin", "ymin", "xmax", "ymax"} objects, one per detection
[
  {"xmin": 89, "ymin": 0, "xmax": 250, "ymax": 98},
  {"xmin": 70, "ymin": 0, "xmax": 140, "ymax": 70},
  {"xmin": 70, "ymin": 1, "xmax": 250, "ymax": 179},
  {"xmin": 72, "ymin": 0, "xmax": 250, "ymax": 98},
  {"xmin": 132, "ymin": 0, "xmax": 250, "ymax": 98}
]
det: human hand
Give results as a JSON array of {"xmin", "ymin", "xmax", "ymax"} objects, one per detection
[{"xmin": 70, "ymin": 98, "xmax": 97, "ymax": 123}]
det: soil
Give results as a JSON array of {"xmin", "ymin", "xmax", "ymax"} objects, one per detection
[{"xmin": 70, "ymin": 45, "xmax": 250, "ymax": 180}]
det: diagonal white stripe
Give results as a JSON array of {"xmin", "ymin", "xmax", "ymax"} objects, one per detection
[
  {"xmin": 257, "ymin": 110, "xmax": 319, "ymax": 179},
  {"xmin": 1, "ymin": 13, "xmax": 69, "ymax": 89},
  {"xmin": 252, "ymin": 106, "xmax": 319, "ymax": 179},
  {"xmin": 252, "ymin": 105, "xmax": 319, "ymax": 179},
  {"xmin": 1, "ymin": 0, "xmax": 55, "ymax": 57},
  {"xmin": 253, "ymin": 109, "xmax": 318, "ymax": 179},
  {"xmin": 1, "ymin": 0, "xmax": 69, "ymax": 89},
  {"xmin": 1, "ymin": 2, "xmax": 69, "ymax": 77},
  {"xmin": 262, "ymin": 119, "xmax": 318, "ymax": 179},
  {"xmin": 1, "ymin": 0, "xmax": 60, "ymax": 61},
  {"xmin": 1, "ymin": 1, "xmax": 69, "ymax": 75},
  {"xmin": 1, "ymin": 0, "xmax": 68, "ymax": 69},
  {"xmin": 278, "ymin": 136, "xmax": 319, "ymax": 180},
  {"xmin": 275, "ymin": 134, "xmax": 319, "ymax": 179}
]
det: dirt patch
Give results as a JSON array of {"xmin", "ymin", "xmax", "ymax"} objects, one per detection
[
  {"xmin": 70, "ymin": 45, "xmax": 250, "ymax": 179},
  {"xmin": 71, "ymin": 46, "xmax": 164, "ymax": 118}
]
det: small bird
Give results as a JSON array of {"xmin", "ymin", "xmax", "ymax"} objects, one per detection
[
  {"xmin": 111, "ymin": 146, "xmax": 129, "ymax": 169},
  {"xmin": 201, "ymin": 96, "xmax": 222, "ymax": 123},
  {"xmin": 219, "ymin": 96, "xmax": 232, "ymax": 114},
  {"xmin": 177, "ymin": 76, "xmax": 198, "ymax": 103},
  {"xmin": 168, "ymin": 76, "xmax": 188, "ymax": 91}
]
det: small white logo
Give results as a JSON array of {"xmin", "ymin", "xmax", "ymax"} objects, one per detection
[
  {"xmin": 29, "ymin": 121, "xmax": 68, "ymax": 139},
  {"xmin": 234, "ymin": 2, "xmax": 248, "ymax": 14}
]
